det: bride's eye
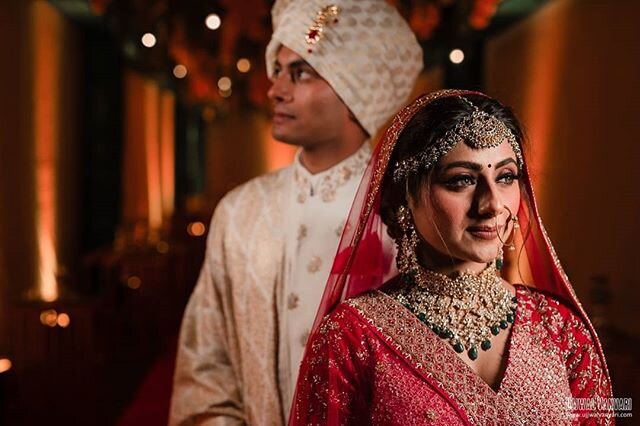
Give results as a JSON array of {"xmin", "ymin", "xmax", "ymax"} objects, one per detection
[
  {"xmin": 497, "ymin": 172, "xmax": 520, "ymax": 185},
  {"xmin": 444, "ymin": 175, "xmax": 476, "ymax": 189}
]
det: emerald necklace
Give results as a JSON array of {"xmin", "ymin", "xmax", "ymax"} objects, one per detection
[{"xmin": 389, "ymin": 263, "xmax": 516, "ymax": 361}]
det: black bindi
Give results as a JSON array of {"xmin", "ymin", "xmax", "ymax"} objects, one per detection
[{"xmin": 487, "ymin": 164, "xmax": 492, "ymax": 168}]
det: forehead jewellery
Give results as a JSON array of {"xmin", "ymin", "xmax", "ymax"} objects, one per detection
[{"xmin": 392, "ymin": 97, "xmax": 524, "ymax": 182}]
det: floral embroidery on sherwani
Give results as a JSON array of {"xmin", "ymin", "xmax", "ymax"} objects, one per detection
[
  {"xmin": 281, "ymin": 143, "xmax": 374, "ymax": 411},
  {"xmin": 293, "ymin": 146, "xmax": 370, "ymax": 204}
]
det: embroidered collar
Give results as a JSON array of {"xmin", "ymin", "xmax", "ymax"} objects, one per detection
[{"xmin": 293, "ymin": 143, "xmax": 371, "ymax": 203}]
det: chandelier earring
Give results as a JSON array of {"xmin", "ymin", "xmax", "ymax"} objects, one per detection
[
  {"xmin": 396, "ymin": 205, "xmax": 421, "ymax": 279},
  {"xmin": 495, "ymin": 245, "xmax": 504, "ymax": 270},
  {"xmin": 495, "ymin": 206, "xmax": 519, "ymax": 269}
]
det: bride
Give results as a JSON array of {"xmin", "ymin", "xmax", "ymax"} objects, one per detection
[{"xmin": 289, "ymin": 90, "xmax": 613, "ymax": 425}]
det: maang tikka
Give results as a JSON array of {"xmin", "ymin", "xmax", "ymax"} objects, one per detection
[{"xmin": 392, "ymin": 96, "xmax": 524, "ymax": 183}]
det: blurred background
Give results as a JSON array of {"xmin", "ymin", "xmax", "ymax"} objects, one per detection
[{"xmin": 0, "ymin": 0, "xmax": 638, "ymax": 424}]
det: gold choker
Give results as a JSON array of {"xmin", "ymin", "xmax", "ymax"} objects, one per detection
[{"xmin": 389, "ymin": 264, "xmax": 516, "ymax": 361}]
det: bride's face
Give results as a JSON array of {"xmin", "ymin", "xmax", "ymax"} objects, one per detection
[{"xmin": 409, "ymin": 140, "xmax": 521, "ymax": 272}]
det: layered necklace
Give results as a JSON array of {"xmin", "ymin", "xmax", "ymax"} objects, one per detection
[{"xmin": 389, "ymin": 263, "xmax": 517, "ymax": 361}]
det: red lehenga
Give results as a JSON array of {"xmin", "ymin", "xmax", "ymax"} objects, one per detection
[{"xmin": 289, "ymin": 90, "xmax": 614, "ymax": 425}]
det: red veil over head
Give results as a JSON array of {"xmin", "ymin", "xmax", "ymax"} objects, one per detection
[{"xmin": 301, "ymin": 89, "xmax": 611, "ymax": 403}]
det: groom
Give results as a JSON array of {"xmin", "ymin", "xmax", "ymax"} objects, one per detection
[{"xmin": 170, "ymin": 1, "xmax": 423, "ymax": 424}]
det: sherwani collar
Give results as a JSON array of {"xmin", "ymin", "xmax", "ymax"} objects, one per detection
[{"xmin": 291, "ymin": 143, "xmax": 371, "ymax": 204}]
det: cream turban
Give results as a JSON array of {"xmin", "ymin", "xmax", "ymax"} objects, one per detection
[{"xmin": 266, "ymin": 0, "xmax": 423, "ymax": 137}]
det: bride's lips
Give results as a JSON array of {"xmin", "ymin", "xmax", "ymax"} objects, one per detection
[{"xmin": 467, "ymin": 225, "xmax": 499, "ymax": 240}]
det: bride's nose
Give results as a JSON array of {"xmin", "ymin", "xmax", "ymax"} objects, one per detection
[{"xmin": 477, "ymin": 181, "xmax": 503, "ymax": 218}]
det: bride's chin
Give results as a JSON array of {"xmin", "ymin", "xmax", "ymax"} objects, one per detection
[
  {"xmin": 464, "ymin": 242, "xmax": 500, "ymax": 263},
  {"xmin": 465, "ymin": 248, "xmax": 501, "ymax": 265}
]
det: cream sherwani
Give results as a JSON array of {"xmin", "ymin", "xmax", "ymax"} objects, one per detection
[{"xmin": 170, "ymin": 143, "xmax": 371, "ymax": 426}]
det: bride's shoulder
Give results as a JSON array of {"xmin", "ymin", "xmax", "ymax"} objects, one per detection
[
  {"xmin": 316, "ymin": 288, "xmax": 394, "ymax": 334},
  {"xmin": 514, "ymin": 284, "xmax": 590, "ymax": 339},
  {"xmin": 515, "ymin": 285, "xmax": 577, "ymax": 315},
  {"xmin": 308, "ymin": 298, "xmax": 382, "ymax": 351}
]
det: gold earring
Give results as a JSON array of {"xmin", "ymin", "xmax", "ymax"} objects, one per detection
[
  {"xmin": 396, "ymin": 205, "xmax": 421, "ymax": 278},
  {"xmin": 496, "ymin": 245, "xmax": 504, "ymax": 270},
  {"xmin": 496, "ymin": 207, "xmax": 519, "ymax": 270}
]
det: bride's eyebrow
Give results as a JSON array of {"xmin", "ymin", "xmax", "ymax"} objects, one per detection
[
  {"xmin": 494, "ymin": 158, "xmax": 517, "ymax": 168},
  {"xmin": 440, "ymin": 161, "xmax": 482, "ymax": 172},
  {"xmin": 439, "ymin": 157, "xmax": 517, "ymax": 172}
]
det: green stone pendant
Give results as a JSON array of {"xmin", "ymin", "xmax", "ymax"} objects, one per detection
[
  {"xmin": 398, "ymin": 267, "xmax": 518, "ymax": 365},
  {"xmin": 468, "ymin": 346, "xmax": 479, "ymax": 360},
  {"xmin": 439, "ymin": 329, "xmax": 453, "ymax": 339}
]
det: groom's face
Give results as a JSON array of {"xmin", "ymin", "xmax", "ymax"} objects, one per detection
[{"xmin": 267, "ymin": 46, "xmax": 354, "ymax": 150}]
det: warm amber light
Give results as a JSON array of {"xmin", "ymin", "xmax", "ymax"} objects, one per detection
[
  {"xmin": 144, "ymin": 79, "xmax": 163, "ymax": 232},
  {"xmin": 236, "ymin": 58, "xmax": 251, "ymax": 73},
  {"xmin": 33, "ymin": 1, "xmax": 60, "ymax": 302},
  {"xmin": 56, "ymin": 313, "xmax": 70, "ymax": 328},
  {"xmin": 449, "ymin": 49, "xmax": 465, "ymax": 64},
  {"xmin": 127, "ymin": 276, "xmax": 142, "ymax": 289},
  {"xmin": 40, "ymin": 309, "xmax": 58, "ymax": 327},
  {"xmin": 173, "ymin": 64, "xmax": 187, "ymax": 79},
  {"xmin": 187, "ymin": 221, "xmax": 206, "ymax": 237},
  {"xmin": 219, "ymin": 88, "xmax": 232, "ymax": 98},
  {"xmin": 141, "ymin": 32, "xmax": 156, "ymax": 48},
  {"xmin": 205, "ymin": 14, "xmax": 221, "ymax": 30},
  {"xmin": 0, "ymin": 359, "xmax": 11, "ymax": 374},
  {"xmin": 217, "ymin": 77, "xmax": 232, "ymax": 91},
  {"xmin": 160, "ymin": 90, "xmax": 176, "ymax": 221}
]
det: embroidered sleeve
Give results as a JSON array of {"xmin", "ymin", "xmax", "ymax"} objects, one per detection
[
  {"xmin": 563, "ymin": 314, "xmax": 615, "ymax": 425},
  {"xmin": 534, "ymin": 293, "xmax": 613, "ymax": 425},
  {"xmin": 290, "ymin": 305, "xmax": 373, "ymax": 425},
  {"xmin": 562, "ymin": 316, "xmax": 610, "ymax": 399}
]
